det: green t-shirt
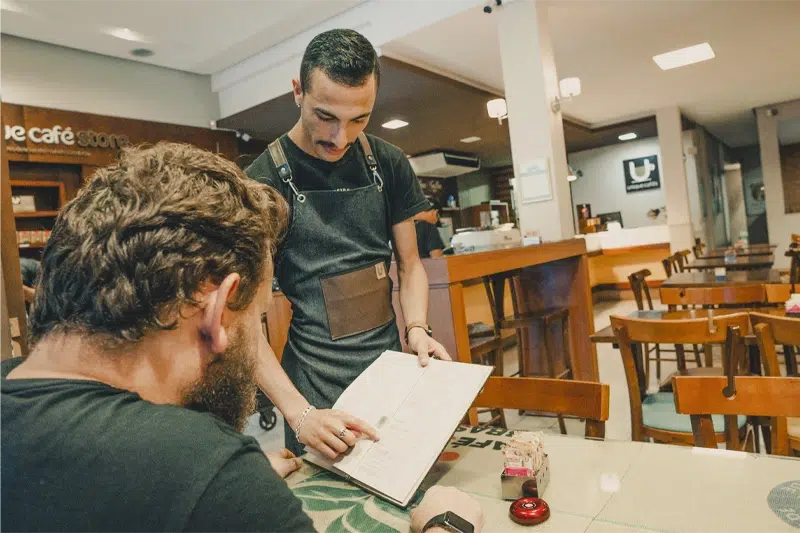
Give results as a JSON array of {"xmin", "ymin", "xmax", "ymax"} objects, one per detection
[{"xmin": 1, "ymin": 358, "xmax": 315, "ymax": 532}]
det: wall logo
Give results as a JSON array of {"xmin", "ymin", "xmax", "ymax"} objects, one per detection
[
  {"xmin": 623, "ymin": 155, "xmax": 661, "ymax": 193},
  {"xmin": 4, "ymin": 124, "xmax": 130, "ymax": 150}
]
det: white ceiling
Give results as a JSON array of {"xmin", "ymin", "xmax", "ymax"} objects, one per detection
[
  {"xmin": 0, "ymin": 0, "xmax": 363, "ymax": 74},
  {"xmin": 383, "ymin": 0, "xmax": 800, "ymax": 147}
]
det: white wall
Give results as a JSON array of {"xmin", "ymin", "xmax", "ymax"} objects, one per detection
[
  {"xmin": 568, "ymin": 137, "xmax": 666, "ymax": 230},
  {"xmin": 1, "ymin": 35, "xmax": 220, "ymax": 128},
  {"xmin": 457, "ymin": 171, "xmax": 492, "ymax": 208}
]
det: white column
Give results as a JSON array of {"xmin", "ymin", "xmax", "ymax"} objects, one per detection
[
  {"xmin": 497, "ymin": 0, "xmax": 573, "ymax": 241},
  {"xmin": 656, "ymin": 107, "xmax": 694, "ymax": 253}
]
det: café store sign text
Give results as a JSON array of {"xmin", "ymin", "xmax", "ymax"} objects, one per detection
[{"xmin": 4, "ymin": 124, "xmax": 130, "ymax": 149}]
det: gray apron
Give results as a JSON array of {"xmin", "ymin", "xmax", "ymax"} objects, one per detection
[{"xmin": 268, "ymin": 134, "xmax": 402, "ymax": 454}]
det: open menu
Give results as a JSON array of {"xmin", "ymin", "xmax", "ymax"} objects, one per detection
[{"xmin": 304, "ymin": 350, "xmax": 493, "ymax": 507}]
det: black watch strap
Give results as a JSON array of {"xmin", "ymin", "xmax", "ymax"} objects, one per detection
[{"xmin": 422, "ymin": 511, "xmax": 475, "ymax": 533}]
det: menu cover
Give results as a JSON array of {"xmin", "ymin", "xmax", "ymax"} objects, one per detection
[{"xmin": 304, "ymin": 350, "xmax": 492, "ymax": 507}]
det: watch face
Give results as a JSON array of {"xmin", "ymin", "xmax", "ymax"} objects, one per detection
[{"xmin": 444, "ymin": 511, "xmax": 474, "ymax": 533}]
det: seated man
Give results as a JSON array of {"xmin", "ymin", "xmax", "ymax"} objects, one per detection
[
  {"xmin": 413, "ymin": 200, "xmax": 446, "ymax": 258},
  {"xmin": 1, "ymin": 143, "xmax": 482, "ymax": 533}
]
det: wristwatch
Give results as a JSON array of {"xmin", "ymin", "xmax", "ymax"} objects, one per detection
[
  {"xmin": 422, "ymin": 511, "xmax": 474, "ymax": 533},
  {"xmin": 405, "ymin": 322, "xmax": 433, "ymax": 343}
]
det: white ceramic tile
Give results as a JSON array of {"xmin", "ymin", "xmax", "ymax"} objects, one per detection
[
  {"xmin": 584, "ymin": 520, "xmax": 654, "ymax": 533},
  {"xmin": 598, "ymin": 443, "xmax": 800, "ymax": 532}
]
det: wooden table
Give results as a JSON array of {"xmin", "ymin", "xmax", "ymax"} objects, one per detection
[
  {"xmin": 700, "ymin": 244, "xmax": 777, "ymax": 259},
  {"xmin": 288, "ymin": 428, "xmax": 800, "ymax": 532},
  {"xmin": 686, "ymin": 255, "xmax": 775, "ymax": 271},
  {"xmin": 661, "ymin": 269, "xmax": 787, "ymax": 288}
]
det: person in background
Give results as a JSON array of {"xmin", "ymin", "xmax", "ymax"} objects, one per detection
[
  {"xmin": 19, "ymin": 257, "xmax": 40, "ymax": 305},
  {"xmin": 413, "ymin": 199, "xmax": 446, "ymax": 259},
  {"xmin": 1, "ymin": 143, "xmax": 483, "ymax": 533}
]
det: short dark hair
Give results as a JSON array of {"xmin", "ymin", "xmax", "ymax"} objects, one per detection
[
  {"xmin": 300, "ymin": 29, "xmax": 380, "ymax": 93},
  {"xmin": 29, "ymin": 142, "xmax": 288, "ymax": 346}
]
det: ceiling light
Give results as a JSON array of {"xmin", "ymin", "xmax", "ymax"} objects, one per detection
[
  {"xmin": 382, "ymin": 120, "xmax": 408, "ymax": 130},
  {"xmin": 105, "ymin": 27, "xmax": 149, "ymax": 43},
  {"xmin": 559, "ymin": 77, "xmax": 581, "ymax": 99},
  {"xmin": 1, "ymin": 0, "xmax": 27, "ymax": 13},
  {"xmin": 460, "ymin": 136, "xmax": 481, "ymax": 143},
  {"xmin": 653, "ymin": 43, "xmax": 715, "ymax": 71},
  {"xmin": 487, "ymin": 99, "xmax": 508, "ymax": 124},
  {"xmin": 618, "ymin": 132, "xmax": 637, "ymax": 141}
]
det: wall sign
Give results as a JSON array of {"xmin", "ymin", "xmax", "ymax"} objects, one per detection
[
  {"xmin": 2, "ymin": 103, "xmax": 238, "ymax": 167},
  {"xmin": 623, "ymin": 155, "xmax": 661, "ymax": 193}
]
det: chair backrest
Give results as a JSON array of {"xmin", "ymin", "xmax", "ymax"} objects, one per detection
[
  {"xmin": 692, "ymin": 241, "xmax": 706, "ymax": 259},
  {"xmin": 627, "ymin": 269, "xmax": 654, "ymax": 311},
  {"xmin": 473, "ymin": 377, "xmax": 609, "ymax": 439},
  {"xmin": 673, "ymin": 375, "xmax": 800, "ymax": 454},
  {"xmin": 676, "ymin": 250, "xmax": 691, "ymax": 271},
  {"xmin": 610, "ymin": 313, "xmax": 751, "ymax": 442},
  {"xmin": 662, "ymin": 257, "xmax": 673, "ymax": 277},
  {"xmin": 751, "ymin": 313, "xmax": 800, "ymax": 376},
  {"xmin": 787, "ymin": 249, "xmax": 800, "ymax": 292},
  {"xmin": 659, "ymin": 285, "xmax": 766, "ymax": 308},
  {"xmin": 662, "ymin": 253, "xmax": 682, "ymax": 277}
]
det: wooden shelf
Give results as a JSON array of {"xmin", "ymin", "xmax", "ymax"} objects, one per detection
[
  {"xmin": 10, "ymin": 180, "xmax": 64, "ymax": 188},
  {"xmin": 14, "ymin": 211, "xmax": 59, "ymax": 218}
]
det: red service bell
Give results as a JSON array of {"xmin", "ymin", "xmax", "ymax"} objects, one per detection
[{"xmin": 509, "ymin": 497, "xmax": 550, "ymax": 526}]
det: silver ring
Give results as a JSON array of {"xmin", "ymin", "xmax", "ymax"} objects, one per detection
[{"xmin": 338, "ymin": 428, "xmax": 348, "ymax": 438}]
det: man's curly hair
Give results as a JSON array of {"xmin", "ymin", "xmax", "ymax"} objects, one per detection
[{"xmin": 29, "ymin": 142, "xmax": 288, "ymax": 346}]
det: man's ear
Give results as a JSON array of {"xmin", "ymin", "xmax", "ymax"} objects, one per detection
[
  {"xmin": 292, "ymin": 78, "xmax": 303, "ymax": 103},
  {"xmin": 201, "ymin": 273, "xmax": 241, "ymax": 354}
]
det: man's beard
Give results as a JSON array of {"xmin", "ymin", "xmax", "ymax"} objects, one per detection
[{"xmin": 181, "ymin": 328, "xmax": 258, "ymax": 432}]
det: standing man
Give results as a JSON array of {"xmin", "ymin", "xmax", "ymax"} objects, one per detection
[{"xmin": 246, "ymin": 29, "xmax": 450, "ymax": 457}]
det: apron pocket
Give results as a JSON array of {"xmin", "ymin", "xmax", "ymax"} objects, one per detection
[{"xmin": 320, "ymin": 262, "xmax": 394, "ymax": 340}]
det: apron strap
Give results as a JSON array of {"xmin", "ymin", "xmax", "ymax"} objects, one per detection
[
  {"xmin": 358, "ymin": 133, "xmax": 384, "ymax": 192},
  {"xmin": 268, "ymin": 138, "xmax": 306, "ymax": 203}
]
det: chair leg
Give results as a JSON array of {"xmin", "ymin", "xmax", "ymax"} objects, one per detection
[
  {"xmin": 656, "ymin": 344, "xmax": 662, "ymax": 380},
  {"xmin": 695, "ymin": 344, "xmax": 705, "ymax": 367},
  {"xmin": 543, "ymin": 319, "xmax": 567, "ymax": 435},
  {"xmin": 644, "ymin": 343, "xmax": 651, "ymax": 389}
]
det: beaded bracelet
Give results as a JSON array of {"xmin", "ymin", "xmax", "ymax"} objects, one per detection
[{"xmin": 294, "ymin": 405, "xmax": 316, "ymax": 441}]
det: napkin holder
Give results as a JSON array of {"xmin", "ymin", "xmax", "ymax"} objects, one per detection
[{"xmin": 501, "ymin": 454, "xmax": 550, "ymax": 500}]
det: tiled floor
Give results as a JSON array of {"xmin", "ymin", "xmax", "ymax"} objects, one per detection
[{"xmin": 244, "ymin": 299, "xmax": 681, "ymax": 451}]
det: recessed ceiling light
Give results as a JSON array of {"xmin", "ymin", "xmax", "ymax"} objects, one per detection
[
  {"xmin": 1, "ymin": 0, "xmax": 27, "ymax": 13},
  {"xmin": 653, "ymin": 43, "xmax": 715, "ymax": 71},
  {"xmin": 460, "ymin": 136, "xmax": 481, "ymax": 143},
  {"xmin": 618, "ymin": 132, "xmax": 637, "ymax": 141},
  {"xmin": 105, "ymin": 27, "xmax": 149, "ymax": 43},
  {"xmin": 382, "ymin": 120, "xmax": 408, "ymax": 130},
  {"xmin": 131, "ymin": 48, "xmax": 154, "ymax": 58}
]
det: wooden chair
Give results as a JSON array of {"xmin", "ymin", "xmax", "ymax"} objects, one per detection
[
  {"xmin": 676, "ymin": 250, "xmax": 692, "ymax": 271},
  {"xmin": 628, "ymin": 269, "xmax": 702, "ymax": 383},
  {"xmin": 752, "ymin": 313, "xmax": 800, "ymax": 454},
  {"xmin": 660, "ymin": 285, "xmax": 766, "ymax": 309},
  {"xmin": 662, "ymin": 253, "xmax": 683, "ymax": 277},
  {"xmin": 692, "ymin": 240, "xmax": 706, "ymax": 259},
  {"xmin": 473, "ymin": 377, "xmax": 609, "ymax": 439},
  {"xmin": 610, "ymin": 314, "xmax": 750, "ymax": 446},
  {"xmin": 482, "ymin": 273, "xmax": 572, "ymax": 434},
  {"xmin": 673, "ymin": 374, "xmax": 800, "ymax": 455},
  {"xmin": 787, "ymin": 248, "xmax": 800, "ymax": 293}
]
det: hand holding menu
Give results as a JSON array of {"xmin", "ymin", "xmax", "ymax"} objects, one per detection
[{"xmin": 304, "ymin": 350, "xmax": 493, "ymax": 507}]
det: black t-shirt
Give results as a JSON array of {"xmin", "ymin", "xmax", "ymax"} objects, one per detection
[
  {"xmin": 245, "ymin": 133, "xmax": 428, "ymax": 228},
  {"xmin": 415, "ymin": 221, "xmax": 445, "ymax": 258},
  {"xmin": 1, "ymin": 358, "xmax": 315, "ymax": 533}
]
